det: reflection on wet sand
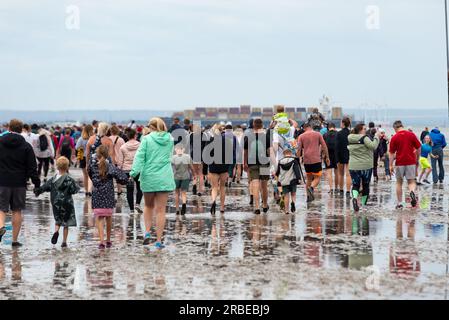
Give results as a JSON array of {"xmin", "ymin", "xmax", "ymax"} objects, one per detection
[{"xmin": 0, "ymin": 168, "xmax": 448, "ymax": 299}]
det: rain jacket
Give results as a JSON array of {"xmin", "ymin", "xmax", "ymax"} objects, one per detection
[
  {"xmin": 117, "ymin": 139, "xmax": 140, "ymax": 171},
  {"xmin": 88, "ymin": 159, "xmax": 128, "ymax": 209},
  {"xmin": 35, "ymin": 174, "xmax": 79, "ymax": 226},
  {"xmin": 429, "ymin": 128, "xmax": 447, "ymax": 150},
  {"xmin": 130, "ymin": 131, "xmax": 176, "ymax": 192},
  {"xmin": 276, "ymin": 156, "xmax": 301, "ymax": 187},
  {"xmin": 347, "ymin": 134, "xmax": 379, "ymax": 171}
]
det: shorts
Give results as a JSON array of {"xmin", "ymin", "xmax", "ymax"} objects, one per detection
[
  {"xmin": 79, "ymin": 157, "xmax": 86, "ymax": 169},
  {"xmin": 248, "ymin": 165, "xmax": 270, "ymax": 181},
  {"xmin": 395, "ymin": 165, "xmax": 416, "ymax": 180},
  {"xmin": 337, "ymin": 151, "xmax": 349, "ymax": 165},
  {"xmin": 227, "ymin": 164, "xmax": 235, "ymax": 177},
  {"xmin": 175, "ymin": 179, "xmax": 190, "ymax": 191},
  {"xmin": 304, "ymin": 163, "xmax": 323, "ymax": 176},
  {"xmin": 325, "ymin": 152, "xmax": 338, "ymax": 169},
  {"xmin": 282, "ymin": 184, "xmax": 297, "ymax": 195},
  {"xmin": 419, "ymin": 157, "xmax": 431, "ymax": 170},
  {"xmin": 0, "ymin": 186, "xmax": 26, "ymax": 212}
]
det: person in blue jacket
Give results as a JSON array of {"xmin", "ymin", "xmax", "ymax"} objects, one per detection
[{"xmin": 429, "ymin": 127, "xmax": 447, "ymax": 184}]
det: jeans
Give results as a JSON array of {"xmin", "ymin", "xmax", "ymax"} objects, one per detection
[
  {"xmin": 350, "ymin": 169, "xmax": 373, "ymax": 197},
  {"xmin": 431, "ymin": 148, "xmax": 445, "ymax": 183}
]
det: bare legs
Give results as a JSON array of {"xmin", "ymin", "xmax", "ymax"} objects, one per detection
[
  {"xmin": 143, "ymin": 192, "xmax": 169, "ymax": 243},
  {"xmin": 209, "ymin": 173, "xmax": 228, "ymax": 212},
  {"xmin": 337, "ymin": 163, "xmax": 351, "ymax": 192},
  {"xmin": 96, "ymin": 216, "xmax": 112, "ymax": 245}
]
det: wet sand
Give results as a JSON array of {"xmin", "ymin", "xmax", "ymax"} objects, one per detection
[{"xmin": 0, "ymin": 168, "xmax": 448, "ymax": 300}]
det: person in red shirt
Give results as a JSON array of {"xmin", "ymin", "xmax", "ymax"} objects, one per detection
[
  {"xmin": 389, "ymin": 120, "xmax": 421, "ymax": 209},
  {"xmin": 297, "ymin": 123, "xmax": 330, "ymax": 202}
]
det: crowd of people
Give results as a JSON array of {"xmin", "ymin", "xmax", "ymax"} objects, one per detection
[{"xmin": 0, "ymin": 108, "xmax": 446, "ymax": 249}]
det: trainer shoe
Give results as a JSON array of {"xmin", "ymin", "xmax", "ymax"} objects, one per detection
[{"xmin": 410, "ymin": 191, "xmax": 417, "ymax": 207}]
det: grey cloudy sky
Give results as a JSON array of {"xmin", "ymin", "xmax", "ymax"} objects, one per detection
[{"xmin": 0, "ymin": 0, "xmax": 447, "ymax": 111}]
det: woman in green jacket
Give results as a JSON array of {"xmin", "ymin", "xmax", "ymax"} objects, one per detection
[
  {"xmin": 130, "ymin": 117, "xmax": 175, "ymax": 249},
  {"xmin": 347, "ymin": 123, "xmax": 379, "ymax": 212}
]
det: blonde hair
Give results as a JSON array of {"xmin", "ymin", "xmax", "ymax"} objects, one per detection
[
  {"xmin": 211, "ymin": 124, "xmax": 222, "ymax": 136},
  {"xmin": 142, "ymin": 127, "xmax": 151, "ymax": 136},
  {"xmin": 56, "ymin": 156, "xmax": 70, "ymax": 172},
  {"xmin": 148, "ymin": 117, "xmax": 167, "ymax": 132},
  {"xmin": 96, "ymin": 145, "xmax": 110, "ymax": 179},
  {"xmin": 97, "ymin": 122, "xmax": 110, "ymax": 137}
]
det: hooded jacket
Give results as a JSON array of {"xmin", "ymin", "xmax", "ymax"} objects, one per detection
[
  {"xmin": 429, "ymin": 128, "xmax": 447, "ymax": 150},
  {"xmin": 130, "ymin": 131, "xmax": 176, "ymax": 192},
  {"xmin": 276, "ymin": 156, "xmax": 301, "ymax": 187},
  {"xmin": 34, "ymin": 130, "xmax": 55, "ymax": 159},
  {"xmin": 117, "ymin": 139, "xmax": 140, "ymax": 171},
  {"xmin": 347, "ymin": 134, "xmax": 379, "ymax": 171},
  {"xmin": 0, "ymin": 132, "xmax": 40, "ymax": 188}
]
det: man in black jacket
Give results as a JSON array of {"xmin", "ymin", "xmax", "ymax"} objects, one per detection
[{"xmin": 0, "ymin": 119, "xmax": 41, "ymax": 247}]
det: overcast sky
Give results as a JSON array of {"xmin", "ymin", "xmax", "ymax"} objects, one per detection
[{"xmin": 0, "ymin": 0, "xmax": 447, "ymax": 111}]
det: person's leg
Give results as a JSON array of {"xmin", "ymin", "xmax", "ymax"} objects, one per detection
[
  {"xmin": 438, "ymin": 150, "xmax": 445, "ymax": 182},
  {"xmin": 396, "ymin": 178, "xmax": 403, "ymax": 204},
  {"xmin": 350, "ymin": 171, "xmax": 361, "ymax": 199},
  {"xmin": 126, "ymin": 176, "xmax": 135, "ymax": 210},
  {"xmin": 219, "ymin": 172, "xmax": 227, "ymax": 211},
  {"xmin": 361, "ymin": 169, "xmax": 372, "ymax": 205},
  {"xmin": 337, "ymin": 163, "xmax": 344, "ymax": 191},
  {"xmin": 134, "ymin": 177, "xmax": 143, "ymax": 205},
  {"xmin": 333, "ymin": 168, "xmax": 339, "ymax": 190},
  {"xmin": 106, "ymin": 216, "xmax": 112, "ymax": 242},
  {"xmin": 210, "ymin": 174, "xmax": 219, "ymax": 203},
  {"xmin": 198, "ymin": 165, "xmax": 205, "ymax": 194},
  {"xmin": 345, "ymin": 165, "xmax": 351, "ymax": 192},
  {"xmin": 306, "ymin": 173, "xmax": 313, "ymax": 188},
  {"xmin": 11, "ymin": 211, "xmax": 22, "ymax": 243},
  {"xmin": 373, "ymin": 151, "xmax": 379, "ymax": 179},
  {"xmin": 96, "ymin": 217, "xmax": 105, "ymax": 244},
  {"xmin": 181, "ymin": 190, "xmax": 187, "ymax": 205},
  {"xmin": 143, "ymin": 193, "xmax": 156, "ymax": 234},
  {"xmin": 261, "ymin": 180, "xmax": 269, "ymax": 208},
  {"xmin": 326, "ymin": 169, "xmax": 333, "ymax": 191},
  {"xmin": 431, "ymin": 156, "xmax": 438, "ymax": 183},
  {"xmin": 284, "ymin": 192, "xmax": 290, "ymax": 213},
  {"xmin": 155, "ymin": 192, "xmax": 169, "ymax": 243},
  {"xmin": 311, "ymin": 174, "xmax": 321, "ymax": 189},
  {"xmin": 424, "ymin": 168, "xmax": 432, "ymax": 180},
  {"xmin": 384, "ymin": 156, "xmax": 391, "ymax": 178},
  {"xmin": 37, "ymin": 158, "xmax": 43, "ymax": 177},
  {"xmin": 175, "ymin": 189, "xmax": 180, "ymax": 212},
  {"xmin": 63, "ymin": 227, "xmax": 69, "ymax": 244},
  {"xmin": 43, "ymin": 157, "xmax": 50, "ymax": 178},
  {"xmin": 252, "ymin": 179, "xmax": 260, "ymax": 210},
  {"xmin": 0, "ymin": 210, "xmax": 5, "ymax": 230}
]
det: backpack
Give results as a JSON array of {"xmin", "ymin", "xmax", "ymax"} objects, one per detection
[
  {"xmin": 278, "ymin": 129, "xmax": 297, "ymax": 155},
  {"xmin": 324, "ymin": 131, "xmax": 338, "ymax": 151},
  {"xmin": 38, "ymin": 135, "xmax": 49, "ymax": 151},
  {"xmin": 60, "ymin": 136, "xmax": 71, "ymax": 154}
]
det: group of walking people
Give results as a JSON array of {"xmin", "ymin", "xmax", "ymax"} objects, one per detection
[{"xmin": 0, "ymin": 111, "xmax": 445, "ymax": 249}]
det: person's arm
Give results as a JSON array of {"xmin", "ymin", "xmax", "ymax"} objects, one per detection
[
  {"xmin": 68, "ymin": 177, "xmax": 80, "ymax": 195},
  {"xmin": 26, "ymin": 145, "xmax": 40, "ymax": 188},
  {"xmin": 389, "ymin": 137, "xmax": 396, "ymax": 174},
  {"xmin": 296, "ymin": 136, "xmax": 303, "ymax": 160},
  {"xmin": 130, "ymin": 138, "xmax": 147, "ymax": 178},
  {"xmin": 363, "ymin": 136, "xmax": 380, "ymax": 151},
  {"xmin": 243, "ymin": 136, "xmax": 249, "ymax": 171},
  {"xmin": 34, "ymin": 178, "xmax": 51, "ymax": 196},
  {"xmin": 443, "ymin": 135, "xmax": 447, "ymax": 149},
  {"xmin": 116, "ymin": 147, "xmax": 125, "ymax": 170}
]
